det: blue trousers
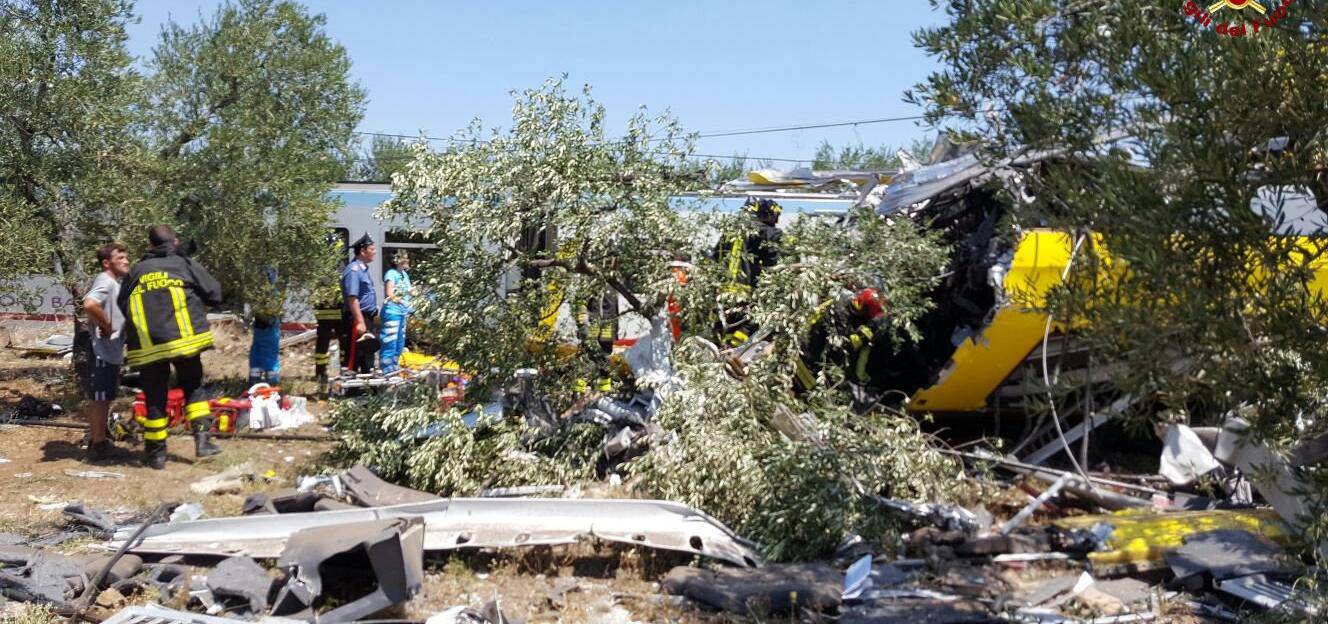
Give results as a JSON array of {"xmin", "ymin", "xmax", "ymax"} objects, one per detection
[
  {"xmin": 249, "ymin": 319, "xmax": 281, "ymax": 384},
  {"xmin": 380, "ymin": 308, "xmax": 408, "ymax": 372}
]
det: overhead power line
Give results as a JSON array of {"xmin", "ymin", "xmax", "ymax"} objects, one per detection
[
  {"xmin": 682, "ymin": 114, "xmax": 928, "ymax": 141},
  {"xmin": 353, "ymin": 112, "xmax": 927, "ymax": 147}
]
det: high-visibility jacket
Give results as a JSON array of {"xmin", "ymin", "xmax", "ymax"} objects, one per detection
[
  {"xmin": 714, "ymin": 222, "xmax": 782, "ymax": 293},
  {"xmin": 117, "ymin": 245, "xmax": 223, "ymax": 368},
  {"xmin": 795, "ymin": 299, "xmax": 879, "ymax": 391},
  {"xmin": 577, "ymin": 290, "xmax": 619, "ymax": 349},
  {"xmin": 312, "ymin": 276, "xmax": 343, "ymax": 321}
]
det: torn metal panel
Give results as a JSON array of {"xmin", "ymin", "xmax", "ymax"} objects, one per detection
[
  {"xmin": 101, "ymin": 603, "xmax": 305, "ymax": 623},
  {"xmin": 1163, "ymin": 529, "xmax": 1296, "ymax": 582},
  {"xmin": 271, "ymin": 517, "xmax": 424, "ymax": 623},
  {"xmin": 340, "ymin": 465, "xmax": 440, "ymax": 507},
  {"xmin": 1216, "ymin": 417, "xmax": 1328, "ymax": 558},
  {"xmin": 1214, "ymin": 573, "xmax": 1320, "ymax": 617},
  {"xmin": 1159, "ymin": 424, "xmax": 1222, "ymax": 485},
  {"xmin": 115, "ymin": 497, "xmax": 763, "ymax": 567}
]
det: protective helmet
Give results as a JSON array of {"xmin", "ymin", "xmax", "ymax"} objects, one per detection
[
  {"xmin": 851, "ymin": 288, "xmax": 885, "ymax": 321},
  {"xmin": 743, "ymin": 197, "xmax": 782, "ymax": 224}
]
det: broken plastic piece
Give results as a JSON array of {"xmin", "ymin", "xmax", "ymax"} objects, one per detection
[
  {"xmin": 998, "ymin": 475, "xmax": 1067, "ymax": 535},
  {"xmin": 1159, "ymin": 425, "xmax": 1221, "ymax": 486},
  {"xmin": 842, "ymin": 554, "xmax": 873, "ymax": 600},
  {"xmin": 168, "ymin": 502, "xmax": 205, "ymax": 523},
  {"xmin": 1054, "ymin": 508, "xmax": 1290, "ymax": 564}
]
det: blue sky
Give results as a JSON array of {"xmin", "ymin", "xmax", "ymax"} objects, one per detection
[{"xmin": 125, "ymin": 1, "xmax": 950, "ymax": 166}]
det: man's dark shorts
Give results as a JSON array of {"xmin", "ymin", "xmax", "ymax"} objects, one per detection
[{"xmin": 86, "ymin": 357, "xmax": 121, "ymax": 402}]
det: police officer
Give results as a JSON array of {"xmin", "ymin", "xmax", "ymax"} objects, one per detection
[
  {"xmin": 117, "ymin": 225, "xmax": 224, "ymax": 469},
  {"xmin": 341, "ymin": 233, "xmax": 379, "ymax": 374}
]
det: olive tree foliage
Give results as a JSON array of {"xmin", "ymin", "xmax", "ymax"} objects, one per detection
[
  {"xmin": 0, "ymin": 0, "xmax": 148, "ymax": 303},
  {"xmin": 0, "ymin": 0, "xmax": 360, "ymax": 317},
  {"xmin": 144, "ymin": 0, "xmax": 363, "ymax": 314},
  {"xmin": 380, "ymin": 77, "xmax": 702, "ymax": 400},
  {"xmin": 347, "ymin": 135, "xmax": 414, "ymax": 183},
  {"xmin": 912, "ymin": 0, "xmax": 1328, "ymax": 555}
]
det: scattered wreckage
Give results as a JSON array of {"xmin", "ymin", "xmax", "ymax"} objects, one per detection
[
  {"xmin": 114, "ymin": 467, "xmax": 762, "ymax": 569},
  {"xmin": 6, "ymin": 408, "xmax": 1322, "ymax": 624}
]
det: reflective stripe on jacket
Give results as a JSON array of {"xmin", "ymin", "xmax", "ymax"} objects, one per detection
[{"xmin": 117, "ymin": 245, "xmax": 223, "ymax": 368}]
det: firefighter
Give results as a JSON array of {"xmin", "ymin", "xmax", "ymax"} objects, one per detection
[
  {"xmin": 794, "ymin": 288, "xmax": 886, "ymax": 395},
  {"xmin": 341, "ymin": 232, "xmax": 379, "ymax": 374},
  {"xmin": 116, "ymin": 225, "xmax": 224, "ymax": 469},
  {"xmin": 713, "ymin": 197, "xmax": 782, "ymax": 346},
  {"xmin": 575, "ymin": 288, "xmax": 619, "ymax": 393},
  {"xmin": 312, "ymin": 234, "xmax": 346, "ymax": 381}
]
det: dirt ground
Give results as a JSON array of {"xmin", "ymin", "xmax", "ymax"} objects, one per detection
[
  {"xmin": 0, "ymin": 321, "xmax": 733, "ymax": 623},
  {"xmin": 0, "ymin": 322, "xmax": 333, "ymax": 529}
]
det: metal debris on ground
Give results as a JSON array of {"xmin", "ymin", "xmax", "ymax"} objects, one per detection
[
  {"xmin": 1164, "ymin": 528, "xmax": 1296, "ymax": 584},
  {"xmin": 62, "ymin": 502, "xmax": 118, "ymax": 536},
  {"xmin": 271, "ymin": 517, "xmax": 424, "ymax": 622},
  {"xmin": 189, "ymin": 461, "xmax": 264, "ymax": 495},
  {"xmin": 116, "ymin": 494, "xmax": 763, "ymax": 567},
  {"xmin": 63, "ymin": 468, "xmax": 125, "ymax": 479},
  {"xmin": 1053, "ymin": 508, "xmax": 1289, "ymax": 565},
  {"xmin": 206, "ymin": 556, "xmax": 274, "ymax": 615},
  {"xmin": 662, "ymin": 562, "xmax": 842, "ymax": 615},
  {"xmin": 100, "ymin": 603, "xmax": 305, "ymax": 623}
]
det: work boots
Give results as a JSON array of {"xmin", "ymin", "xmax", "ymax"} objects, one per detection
[
  {"xmin": 192, "ymin": 418, "xmax": 222, "ymax": 458},
  {"xmin": 144, "ymin": 440, "xmax": 167, "ymax": 470}
]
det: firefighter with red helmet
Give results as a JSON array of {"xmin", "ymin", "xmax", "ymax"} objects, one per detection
[{"xmin": 795, "ymin": 287, "xmax": 886, "ymax": 394}]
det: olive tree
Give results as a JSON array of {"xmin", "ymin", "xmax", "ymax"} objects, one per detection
[
  {"xmin": 145, "ymin": 0, "xmax": 364, "ymax": 313},
  {"xmin": 0, "ymin": 0, "xmax": 147, "ymax": 303}
]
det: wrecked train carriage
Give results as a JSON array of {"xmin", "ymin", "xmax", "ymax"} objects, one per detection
[{"xmin": 875, "ymin": 152, "xmax": 1328, "ymax": 417}]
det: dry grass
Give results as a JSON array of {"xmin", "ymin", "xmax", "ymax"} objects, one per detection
[
  {"xmin": 3, "ymin": 604, "xmax": 63, "ymax": 624},
  {"xmin": 405, "ymin": 545, "xmax": 733, "ymax": 623}
]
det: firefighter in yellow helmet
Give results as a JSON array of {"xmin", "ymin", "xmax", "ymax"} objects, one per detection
[
  {"xmin": 116, "ymin": 225, "xmax": 224, "ymax": 469},
  {"xmin": 713, "ymin": 197, "xmax": 783, "ymax": 346}
]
